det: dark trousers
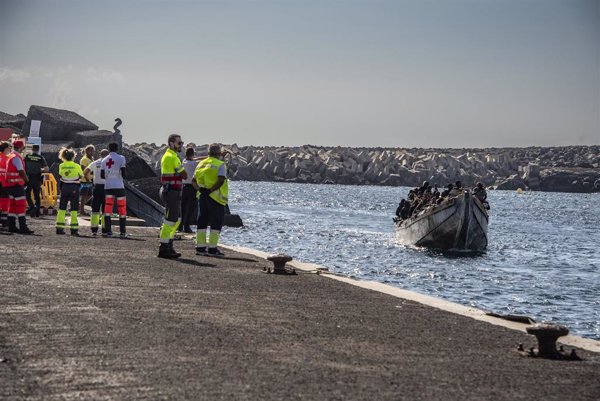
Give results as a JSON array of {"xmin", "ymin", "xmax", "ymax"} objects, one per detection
[
  {"xmin": 181, "ymin": 184, "xmax": 197, "ymax": 229},
  {"xmin": 197, "ymin": 193, "xmax": 225, "ymax": 231},
  {"xmin": 59, "ymin": 183, "xmax": 80, "ymax": 211},
  {"xmin": 26, "ymin": 175, "xmax": 43, "ymax": 214},
  {"xmin": 91, "ymin": 184, "xmax": 105, "ymax": 214}
]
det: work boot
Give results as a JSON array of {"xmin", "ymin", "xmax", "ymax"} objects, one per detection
[
  {"xmin": 19, "ymin": 226, "xmax": 34, "ymax": 235},
  {"xmin": 158, "ymin": 243, "xmax": 178, "ymax": 259},
  {"xmin": 168, "ymin": 240, "xmax": 182, "ymax": 258},
  {"xmin": 71, "ymin": 230, "xmax": 80, "ymax": 236},
  {"xmin": 56, "ymin": 228, "xmax": 65, "ymax": 235},
  {"xmin": 195, "ymin": 246, "xmax": 208, "ymax": 256},
  {"xmin": 8, "ymin": 217, "xmax": 19, "ymax": 233},
  {"xmin": 207, "ymin": 248, "xmax": 225, "ymax": 258},
  {"xmin": 183, "ymin": 225, "xmax": 193, "ymax": 234}
]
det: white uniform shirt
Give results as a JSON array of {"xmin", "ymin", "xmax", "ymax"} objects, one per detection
[
  {"xmin": 102, "ymin": 152, "xmax": 126, "ymax": 190},
  {"xmin": 182, "ymin": 158, "xmax": 198, "ymax": 184},
  {"xmin": 90, "ymin": 158, "xmax": 105, "ymax": 185}
]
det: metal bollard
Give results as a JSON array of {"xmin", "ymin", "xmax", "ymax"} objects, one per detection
[
  {"xmin": 526, "ymin": 323, "xmax": 569, "ymax": 358},
  {"xmin": 266, "ymin": 254, "xmax": 295, "ymax": 275}
]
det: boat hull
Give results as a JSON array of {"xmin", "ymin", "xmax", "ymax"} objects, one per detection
[{"xmin": 395, "ymin": 192, "xmax": 488, "ymax": 252}]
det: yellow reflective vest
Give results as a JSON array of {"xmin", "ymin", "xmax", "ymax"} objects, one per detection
[
  {"xmin": 194, "ymin": 156, "xmax": 228, "ymax": 206},
  {"xmin": 160, "ymin": 148, "xmax": 185, "ymax": 189},
  {"xmin": 59, "ymin": 160, "xmax": 84, "ymax": 184}
]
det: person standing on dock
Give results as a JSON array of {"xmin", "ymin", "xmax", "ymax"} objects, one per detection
[
  {"xmin": 180, "ymin": 147, "xmax": 199, "ymax": 233},
  {"xmin": 5, "ymin": 140, "xmax": 33, "ymax": 234},
  {"xmin": 78, "ymin": 145, "xmax": 95, "ymax": 216},
  {"xmin": 24, "ymin": 144, "xmax": 48, "ymax": 218},
  {"xmin": 84, "ymin": 148, "xmax": 109, "ymax": 235},
  {"xmin": 0, "ymin": 141, "xmax": 13, "ymax": 228},
  {"xmin": 101, "ymin": 142, "xmax": 127, "ymax": 238},
  {"xmin": 193, "ymin": 143, "xmax": 228, "ymax": 257},
  {"xmin": 158, "ymin": 134, "xmax": 187, "ymax": 259},
  {"xmin": 55, "ymin": 148, "xmax": 84, "ymax": 236}
]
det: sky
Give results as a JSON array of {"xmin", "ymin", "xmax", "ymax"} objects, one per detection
[{"xmin": 1, "ymin": 0, "xmax": 598, "ymax": 148}]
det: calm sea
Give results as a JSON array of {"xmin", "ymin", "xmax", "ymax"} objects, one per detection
[{"xmin": 224, "ymin": 181, "xmax": 600, "ymax": 340}]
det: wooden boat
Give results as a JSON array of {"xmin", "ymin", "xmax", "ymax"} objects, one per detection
[{"xmin": 395, "ymin": 191, "xmax": 489, "ymax": 252}]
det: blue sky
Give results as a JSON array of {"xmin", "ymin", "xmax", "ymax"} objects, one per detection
[{"xmin": 1, "ymin": 0, "xmax": 598, "ymax": 147}]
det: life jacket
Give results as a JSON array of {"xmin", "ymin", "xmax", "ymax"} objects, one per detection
[{"xmin": 5, "ymin": 152, "xmax": 25, "ymax": 187}]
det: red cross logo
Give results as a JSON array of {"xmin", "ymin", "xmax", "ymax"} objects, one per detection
[{"xmin": 106, "ymin": 158, "xmax": 115, "ymax": 169}]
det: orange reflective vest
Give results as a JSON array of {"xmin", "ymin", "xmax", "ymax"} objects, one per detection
[{"xmin": 5, "ymin": 152, "xmax": 26, "ymax": 187}]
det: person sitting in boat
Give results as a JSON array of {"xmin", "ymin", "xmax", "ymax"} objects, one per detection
[
  {"xmin": 449, "ymin": 181, "xmax": 463, "ymax": 196},
  {"xmin": 473, "ymin": 182, "xmax": 490, "ymax": 210},
  {"xmin": 395, "ymin": 199, "xmax": 407, "ymax": 222},
  {"xmin": 441, "ymin": 183, "xmax": 453, "ymax": 198}
]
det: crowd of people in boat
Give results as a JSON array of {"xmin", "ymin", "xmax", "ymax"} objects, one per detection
[{"xmin": 394, "ymin": 180, "xmax": 489, "ymax": 223}]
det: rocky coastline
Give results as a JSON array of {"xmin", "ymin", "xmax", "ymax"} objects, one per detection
[
  {"xmin": 130, "ymin": 142, "xmax": 600, "ymax": 193},
  {"xmin": 2, "ymin": 105, "xmax": 598, "ymax": 193}
]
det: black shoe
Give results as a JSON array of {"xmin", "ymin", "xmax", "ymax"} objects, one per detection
[
  {"xmin": 183, "ymin": 227, "xmax": 193, "ymax": 234},
  {"xmin": 119, "ymin": 232, "xmax": 127, "ymax": 239},
  {"xmin": 71, "ymin": 230, "xmax": 80, "ymax": 236},
  {"xmin": 195, "ymin": 246, "xmax": 208, "ymax": 256},
  {"xmin": 102, "ymin": 232, "xmax": 113, "ymax": 237},
  {"xmin": 158, "ymin": 244, "xmax": 178, "ymax": 259},
  {"xmin": 207, "ymin": 248, "xmax": 225, "ymax": 257},
  {"xmin": 19, "ymin": 227, "xmax": 34, "ymax": 235},
  {"xmin": 56, "ymin": 228, "xmax": 65, "ymax": 235},
  {"xmin": 168, "ymin": 240, "xmax": 181, "ymax": 258},
  {"xmin": 169, "ymin": 247, "xmax": 182, "ymax": 258},
  {"xmin": 8, "ymin": 226, "xmax": 19, "ymax": 233}
]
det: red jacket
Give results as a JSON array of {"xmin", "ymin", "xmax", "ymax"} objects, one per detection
[
  {"xmin": 0, "ymin": 153, "xmax": 7, "ymax": 186},
  {"xmin": 5, "ymin": 152, "xmax": 26, "ymax": 187}
]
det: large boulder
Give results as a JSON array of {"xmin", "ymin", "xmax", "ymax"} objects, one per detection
[
  {"xmin": 72, "ymin": 130, "xmax": 115, "ymax": 147},
  {"xmin": 539, "ymin": 168, "xmax": 600, "ymax": 193},
  {"xmin": 21, "ymin": 105, "xmax": 98, "ymax": 141},
  {"xmin": 0, "ymin": 111, "xmax": 26, "ymax": 129},
  {"xmin": 122, "ymin": 148, "xmax": 157, "ymax": 180}
]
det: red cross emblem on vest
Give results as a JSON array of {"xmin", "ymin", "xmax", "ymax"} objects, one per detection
[{"xmin": 106, "ymin": 158, "xmax": 115, "ymax": 169}]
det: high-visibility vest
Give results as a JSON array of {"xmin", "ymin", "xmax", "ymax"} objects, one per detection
[
  {"xmin": 5, "ymin": 152, "xmax": 25, "ymax": 187},
  {"xmin": 59, "ymin": 161, "xmax": 84, "ymax": 184},
  {"xmin": 160, "ymin": 148, "xmax": 185, "ymax": 190},
  {"xmin": 194, "ymin": 157, "xmax": 228, "ymax": 206},
  {"xmin": 0, "ymin": 153, "xmax": 7, "ymax": 186}
]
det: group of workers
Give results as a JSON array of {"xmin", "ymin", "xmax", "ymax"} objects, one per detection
[
  {"xmin": 395, "ymin": 180, "xmax": 489, "ymax": 221},
  {"xmin": 1, "ymin": 134, "xmax": 229, "ymax": 260},
  {"xmin": 157, "ymin": 135, "xmax": 229, "ymax": 259}
]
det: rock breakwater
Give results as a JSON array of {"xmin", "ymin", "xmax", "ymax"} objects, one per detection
[{"xmin": 128, "ymin": 143, "xmax": 600, "ymax": 193}]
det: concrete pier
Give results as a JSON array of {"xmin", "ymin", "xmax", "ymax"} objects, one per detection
[{"xmin": 1, "ymin": 218, "xmax": 599, "ymax": 400}]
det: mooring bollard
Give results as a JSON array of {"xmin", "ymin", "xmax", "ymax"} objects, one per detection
[
  {"xmin": 266, "ymin": 254, "xmax": 295, "ymax": 275},
  {"xmin": 526, "ymin": 323, "xmax": 569, "ymax": 358}
]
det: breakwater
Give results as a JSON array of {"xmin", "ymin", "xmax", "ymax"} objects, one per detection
[{"xmin": 129, "ymin": 143, "xmax": 600, "ymax": 193}]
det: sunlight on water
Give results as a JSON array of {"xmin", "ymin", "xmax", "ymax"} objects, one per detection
[{"xmin": 224, "ymin": 182, "xmax": 600, "ymax": 339}]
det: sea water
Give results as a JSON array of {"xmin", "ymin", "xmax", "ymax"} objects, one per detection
[{"xmin": 223, "ymin": 181, "xmax": 600, "ymax": 340}]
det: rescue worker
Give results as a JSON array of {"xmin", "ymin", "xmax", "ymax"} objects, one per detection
[
  {"xmin": 79, "ymin": 145, "xmax": 95, "ymax": 216},
  {"xmin": 192, "ymin": 143, "xmax": 228, "ymax": 257},
  {"xmin": 0, "ymin": 141, "xmax": 12, "ymax": 228},
  {"xmin": 158, "ymin": 134, "xmax": 187, "ymax": 258},
  {"xmin": 55, "ymin": 148, "xmax": 84, "ymax": 235},
  {"xmin": 5, "ymin": 140, "xmax": 33, "ymax": 234},
  {"xmin": 83, "ymin": 148, "xmax": 109, "ymax": 235},
  {"xmin": 101, "ymin": 142, "xmax": 127, "ymax": 238},
  {"xmin": 180, "ymin": 146, "xmax": 199, "ymax": 233},
  {"xmin": 24, "ymin": 144, "xmax": 48, "ymax": 217}
]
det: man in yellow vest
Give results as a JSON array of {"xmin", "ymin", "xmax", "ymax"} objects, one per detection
[
  {"xmin": 193, "ymin": 143, "xmax": 228, "ymax": 257},
  {"xmin": 158, "ymin": 134, "xmax": 187, "ymax": 258}
]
